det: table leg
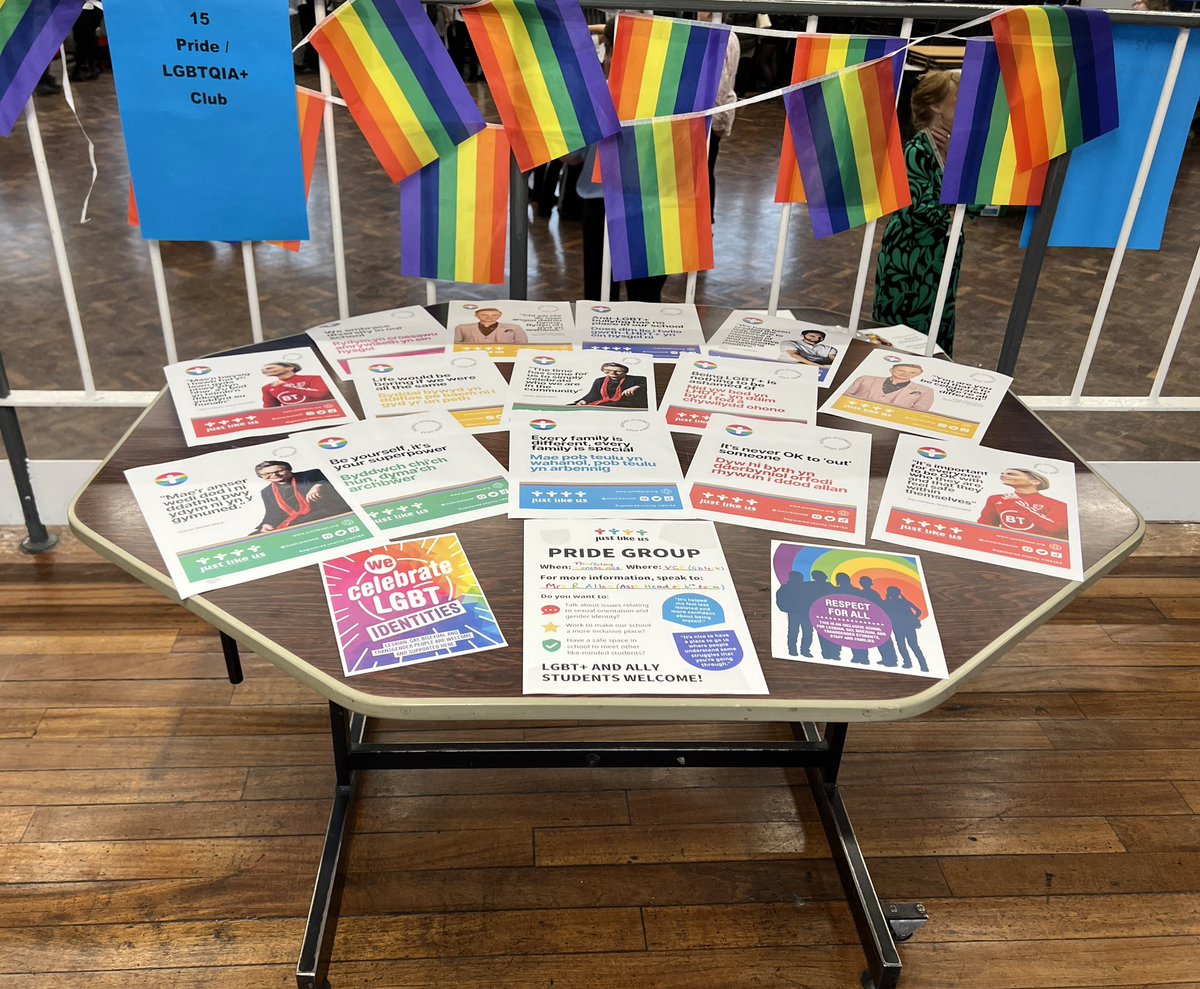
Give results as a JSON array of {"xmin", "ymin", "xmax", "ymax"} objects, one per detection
[{"xmin": 217, "ymin": 632, "xmax": 244, "ymax": 685}]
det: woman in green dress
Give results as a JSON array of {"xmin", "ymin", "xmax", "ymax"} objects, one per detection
[{"xmin": 873, "ymin": 71, "xmax": 962, "ymax": 356}]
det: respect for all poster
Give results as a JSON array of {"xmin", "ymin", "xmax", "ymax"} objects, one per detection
[
  {"xmin": 770, "ymin": 541, "xmax": 948, "ymax": 679},
  {"xmin": 659, "ymin": 354, "xmax": 819, "ymax": 434},
  {"xmin": 873, "ymin": 434, "xmax": 1084, "ymax": 581},
  {"xmin": 703, "ymin": 311, "xmax": 852, "ymax": 386},
  {"xmin": 524, "ymin": 520, "xmax": 767, "ymax": 695},
  {"xmin": 125, "ymin": 439, "xmax": 381, "ymax": 599},
  {"xmin": 820, "ymin": 349, "xmax": 1011, "ymax": 442},
  {"xmin": 292, "ymin": 411, "xmax": 508, "ymax": 538},
  {"xmin": 306, "ymin": 307, "xmax": 450, "ymax": 380},
  {"xmin": 507, "ymin": 409, "xmax": 687, "ymax": 518},
  {"xmin": 574, "ymin": 301, "xmax": 705, "ymax": 360},
  {"xmin": 321, "ymin": 533, "xmax": 506, "ymax": 676},
  {"xmin": 448, "ymin": 299, "xmax": 575, "ymax": 358},
  {"xmin": 685, "ymin": 414, "xmax": 871, "ymax": 544},
  {"xmin": 503, "ymin": 349, "xmax": 657, "ymax": 420},
  {"xmin": 350, "ymin": 353, "xmax": 508, "ymax": 432},
  {"xmin": 164, "ymin": 348, "xmax": 356, "ymax": 447}
]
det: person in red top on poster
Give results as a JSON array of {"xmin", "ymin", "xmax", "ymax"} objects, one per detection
[
  {"xmin": 260, "ymin": 362, "xmax": 333, "ymax": 408},
  {"xmin": 977, "ymin": 468, "xmax": 1069, "ymax": 538}
]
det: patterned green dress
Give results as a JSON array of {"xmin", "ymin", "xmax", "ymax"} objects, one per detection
[{"xmin": 872, "ymin": 130, "xmax": 962, "ymax": 357}]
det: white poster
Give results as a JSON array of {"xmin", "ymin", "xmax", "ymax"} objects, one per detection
[
  {"xmin": 306, "ymin": 307, "xmax": 450, "ymax": 380},
  {"xmin": 820, "ymin": 349, "xmax": 1010, "ymax": 442},
  {"xmin": 659, "ymin": 354, "xmax": 818, "ymax": 434},
  {"xmin": 855, "ymin": 324, "xmax": 945, "ymax": 357},
  {"xmin": 164, "ymin": 347, "xmax": 356, "ymax": 447},
  {"xmin": 704, "ymin": 311, "xmax": 852, "ymax": 386},
  {"xmin": 507, "ymin": 408, "xmax": 687, "ymax": 518},
  {"xmin": 873, "ymin": 434, "xmax": 1084, "ymax": 581},
  {"xmin": 503, "ymin": 349, "xmax": 657, "ymax": 420},
  {"xmin": 685, "ymin": 414, "xmax": 871, "ymax": 544},
  {"xmin": 125, "ymin": 440, "xmax": 380, "ymax": 599},
  {"xmin": 574, "ymin": 300, "xmax": 705, "ymax": 360},
  {"xmin": 292, "ymin": 411, "xmax": 508, "ymax": 538},
  {"xmin": 350, "ymin": 353, "xmax": 508, "ymax": 433},
  {"xmin": 524, "ymin": 520, "xmax": 767, "ymax": 695},
  {"xmin": 448, "ymin": 299, "xmax": 575, "ymax": 358}
]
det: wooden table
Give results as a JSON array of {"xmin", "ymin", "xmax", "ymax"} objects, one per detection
[{"xmin": 70, "ymin": 306, "xmax": 1143, "ymax": 989}]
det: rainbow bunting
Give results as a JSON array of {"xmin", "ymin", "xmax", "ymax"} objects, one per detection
[
  {"xmin": 942, "ymin": 39, "xmax": 1047, "ymax": 207},
  {"xmin": 272, "ymin": 88, "xmax": 326, "ymax": 252},
  {"xmin": 400, "ymin": 125, "xmax": 510, "ymax": 284},
  {"xmin": 598, "ymin": 116, "xmax": 713, "ymax": 282},
  {"xmin": 308, "ymin": 0, "xmax": 485, "ymax": 182},
  {"xmin": 783, "ymin": 55, "xmax": 911, "ymax": 239},
  {"xmin": 608, "ymin": 14, "xmax": 730, "ymax": 119},
  {"xmin": 462, "ymin": 0, "xmax": 619, "ymax": 172},
  {"xmin": 775, "ymin": 34, "xmax": 906, "ymax": 204},
  {"xmin": 0, "ymin": 0, "xmax": 82, "ymax": 136},
  {"xmin": 991, "ymin": 5, "xmax": 1118, "ymax": 171}
]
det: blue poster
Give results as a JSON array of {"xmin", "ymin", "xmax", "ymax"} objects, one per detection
[
  {"xmin": 1021, "ymin": 25, "xmax": 1200, "ymax": 251},
  {"xmin": 104, "ymin": 0, "xmax": 308, "ymax": 242}
]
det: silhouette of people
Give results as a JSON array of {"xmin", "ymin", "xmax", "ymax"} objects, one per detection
[
  {"xmin": 775, "ymin": 570, "xmax": 818, "ymax": 657},
  {"xmin": 882, "ymin": 586, "xmax": 927, "ymax": 673},
  {"xmin": 833, "ymin": 573, "xmax": 871, "ymax": 665},
  {"xmin": 856, "ymin": 576, "xmax": 898, "ymax": 668},
  {"xmin": 809, "ymin": 570, "xmax": 842, "ymax": 660}
]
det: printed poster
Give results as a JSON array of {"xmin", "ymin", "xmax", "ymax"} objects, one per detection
[
  {"xmin": 873, "ymin": 434, "xmax": 1084, "ymax": 581},
  {"xmin": 855, "ymin": 324, "xmax": 945, "ymax": 357},
  {"xmin": 820, "ymin": 349, "xmax": 1010, "ymax": 442},
  {"xmin": 321, "ymin": 534, "xmax": 506, "ymax": 676},
  {"xmin": 507, "ymin": 409, "xmax": 687, "ymax": 518},
  {"xmin": 686, "ymin": 414, "xmax": 871, "ymax": 544},
  {"xmin": 164, "ymin": 348, "xmax": 355, "ymax": 447},
  {"xmin": 292, "ymin": 412, "xmax": 508, "ymax": 537},
  {"xmin": 659, "ymin": 354, "xmax": 818, "ymax": 434},
  {"xmin": 704, "ymin": 311, "xmax": 853, "ymax": 386},
  {"xmin": 125, "ymin": 440, "xmax": 380, "ymax": 599},
  {"xmin": 448, "ymin": 299, "xmax": 575, "ymax": 358},
  {"xmin": 350, "ymin": 353, "xmax": 508, "ymax": 433},
  {"xmin": 524, "ymin": 520, "xmax": 767, "ymax": 695},
  {"xmin": 503, "ymin": 349, "xmax": 657, "ymax": 419},
  {"xmin": 306, "ymin": 307, "xmax": 450, "ymax": 380},
  {"xmin": 575, "ymin": 301, "xmax": 705, "ymax": 360},
  {"xmin": 770, "ymin": 541, "xmax": 948, "ymax": 679}
]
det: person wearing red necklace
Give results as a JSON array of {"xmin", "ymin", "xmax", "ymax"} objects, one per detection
[
  {"xmin": 252, "ymin": 461, "xmax": 350, "ymax": 533},
  {"xmin": 571, "ymin": 362, "xmax": 648, "ymax": 408},
  {"xmin": 260, "ymin": 362, "xmax": 333, "ymax": 408},
  {"xmin": 977, "ymin": 467, "xmax": 1070, "ymax": 538}
]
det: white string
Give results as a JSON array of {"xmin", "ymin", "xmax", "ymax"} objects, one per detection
[{"xmin": 57, "ymin": 45, "xmax": 98, "ymax": 223}]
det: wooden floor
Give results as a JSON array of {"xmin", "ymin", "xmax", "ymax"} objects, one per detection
[{"xmin": 1, "ymin": 524, "xmax": 1198, "ymax": 988}]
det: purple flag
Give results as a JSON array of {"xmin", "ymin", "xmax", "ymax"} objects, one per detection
[{"xmin": 0, "ymin": 0, "xmax": 84, "ymax": 136}]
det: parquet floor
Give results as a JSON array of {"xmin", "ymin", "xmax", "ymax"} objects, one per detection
[{"xmin": 2, "ymin": 523, "xmax": 1198, "ymax": 988}]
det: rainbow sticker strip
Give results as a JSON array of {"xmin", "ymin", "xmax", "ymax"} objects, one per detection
[
  {"xmin": 608, "ymin": 14, "xmax": 730, "ymax": 119},
  {"xmin": 308, "ymin": 0, "xmax": 485, "ymax": 182},
  {"xmin": 0, "ymin": 0, "xmax": 82, "ymax": 135}
]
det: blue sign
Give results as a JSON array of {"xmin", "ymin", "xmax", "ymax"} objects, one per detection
[
  {"xmin": 662, "ymin": 593, "xmax": 724, "ymax": 629},
  {"xmin": 105, "ymin": 0, "xmax": 309, "ymax": 242},
  {"xmin": 673, "ymin": 631, "xmax": 744, "ymax": 671}
]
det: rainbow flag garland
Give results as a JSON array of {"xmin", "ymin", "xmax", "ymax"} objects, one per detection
[
  {"xmin": 942, "ymin": 39, "xmax": 1046, "ymax": 207},
  {"xmin": 783, "ymin": 54, "xmax": 911, "ymax": 240},
  {"xmin": 400, "ymin": 125, "xmax": 510, "ymax": 284},
  {"xmin": 608, "ymin": 14, "xmax": 731, "ymax": 119},
  {"xmin": 309, "ymin": 0, "xmax": 485, "ymax": 183},
  {"xmin": 598, "ymin": 117, "xmax": 713, "ymax": 282},
  {"xmin": 0, "ymin": 0, "xmax": 83, "ymax": 136},
  {"xmin": 462, "ymin": 0, "xmax": 619, "ymax": 172},
  {"xmin": 991, "ymin": 5, "xmax": 1118, "ymax": 171}
]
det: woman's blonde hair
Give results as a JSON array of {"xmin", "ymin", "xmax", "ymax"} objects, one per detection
[{"xmin": 911, "ymin": 70, "xmax": 960, "ymax": 131}]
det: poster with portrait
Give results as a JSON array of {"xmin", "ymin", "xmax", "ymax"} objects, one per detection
[
  {"xmin": 873, "ymin": 434, "xmax": 1084, "ymax": 581},
  {"xmin": 306, "ymin": 307, "xmax": 450, "ymax": 380},
  {"xmin": 321, "ymin": 533, "xmax": 506, "ymax": 676},
  {"xmin": 448, "ymin": 299, "xmax": 575, "ymax": 359},
  {"xmin": 574, "ymin": 301, "xmax": 705, "ymax": 360},
  {"xmin": 125, "ymin": 440, "xmax": 380, "ymax": 599},
  {"xmin": 685, "ymin": 415, "xmax": 871, "ymax": 544},
  {"xmin": 820, "ymin": 349, "xmax": 1011, "ymax": 442},
  {"xmin": 164, "ymin": 348, "xmax": 356, "ymax": 447},
  {"xmin": 658, "ymin": 354, "xmax": 819, "ymax": 434},
  {"xmin": 770, "ymin": 541, "xmax": 948, "ymax": 679},
  {"xmin": 703, "ymin": 311, "xmax": 853, "ymax": 386},
  {"xmin": 507, "ymin": 409, "xmax": 688, "ymax": 518},
  {"xmin": 350, "ymin": 353, "xmax": 509, "ymax": 433},
  {"xmin": 293, "ymin": 412, "xmax": 508, "ymax": 537},
  {"xmin": 503, "ymin": 349, "xmax": 657, "ymax": 420}
]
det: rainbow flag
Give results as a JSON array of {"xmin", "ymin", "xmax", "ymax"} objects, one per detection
[
  {"xmin": 308, "ymin": 0, "xmax": 485, "ymax": 182},
  {"xmin": 598, "ymin": 116, "xmax": 713, "ymax": 282},
  {"xmin": 462, "ymin": 0, "xmax": 619, "ymax": 172},
  {"xmin": 942, "ymin": 39, "xmax": 1046, "ymax": 207},
  {"xmin": 608, "ymin": 14, "xmax": 730, "ymax": 119},
  {"xmin": 400, "ymin": 125, "xmax": 510, "ymax": 284},
  {"xmin": 272, "ymin": 88, "xmax": 326, "ymax": 252},
  {"xmin": 991, "ymin": 5, "xmax": 1118, "ymax": 171},
  {"xmin": 783, "ymin": 55, "xmax": 911, "ymax": 239},
  {"xmin": 775, "ymin": 35, "xmax": 906, "ymax": 204},
  {"xmin": 0, "ymin": 0, "xmax": 82, "ymax": 136}
]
